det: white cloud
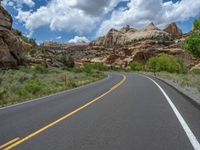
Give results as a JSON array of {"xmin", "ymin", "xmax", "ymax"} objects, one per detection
[
  {"xmin": 18, "ymin": 0, "xmax": 35, "ymax": 7},
  {"xmin": 56, "ymin": 36, "xmax": 62, "ymax": 40},
  {"xmin": 14, "ymin": 0, "xmax": 125, "ymax": 35},
  {"xmin": 68, "ymin": 36, "xmax": 90, "ymax": 43},
  {"xmin": 6, "ymin": 0, "xmax": 200, "ymax": 38},
  {"xmin": 2, "ymin": 0, "xmax": 35, "ymax": 8},
  {"xmin": 15, "ymin": 0, "xmax": 99, "ymax": 33},
  {"xmin": 97, "ymin": 0, "xmax": 200, "ymax": 36},
  {"xmin": 70, "ymin": 0, "xmax": 128, "ymax": 16}
]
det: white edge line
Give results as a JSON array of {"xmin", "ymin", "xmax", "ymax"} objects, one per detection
[
  {"xmin": 0, "ymin": 74, "xmax": 111, "ymax": 110},
  {"xmin": 139, "ymin": 74, "xmax": 200, "ymax": 150}
]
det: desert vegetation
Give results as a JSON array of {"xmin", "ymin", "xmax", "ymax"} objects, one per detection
[
  {"xmin": 146, "ymin": 72, "xmax": 200, "ymax": 93},
  {"xmin": 128, "ymin": 54, "xmax": 187, "ymax": 73},
  {"xmin": 0, "ymin": 66, "xmax": 104, "ymax": 107}
]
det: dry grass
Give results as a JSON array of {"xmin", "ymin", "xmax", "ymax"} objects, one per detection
[
  {"xmin": 0, "ymin": 66, "xmax": 104, "ymax": 107},
  {"xmin": 145, "ymin": 72, "xmax": 200, "ymax": 93}
]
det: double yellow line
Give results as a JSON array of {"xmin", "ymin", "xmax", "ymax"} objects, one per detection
[
  {"xmin": 0, "ymin": 138, "xmax": 20, "ymax": 149},
  {"xmin": 1, "ymin": 74, "xmax": 126, "ymax": 150}
]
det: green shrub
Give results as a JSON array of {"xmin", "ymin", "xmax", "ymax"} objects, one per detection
[
  {"xmin": 92, "ymin": 63, "xmax": 109, "ymax": 71},
  {"xmin": 83, "ymin": 63, "xmax": 93, "ymax": 73},
  {"xmin": 0, "ymin": 76, "xmax": 3, "ymax": 85},
  {"xmin": 191, "ymin": 68, "xmax": 200, "ymax": 74},
  {"xmin": 82, "ymin": 63, "xmax": 109, "ymax": 73},
  {"xmin": 176, "ymin": 57, "xmax": 188, "ymax": 74},
  {"xmin": 184, "ymin": 32, "xmax": 200, "ymax": 58},
  {"xmin": 183, "ymin": 17, "xmax": 200, "ymax": 58},
  {"xmin": 73, "ymin": 67, "xmax": 83, "ymax": 73},
  {"xmin": 130, "ymin": 61, "xmax": 144, "ymax": 71},
  {"xmin": 146, "ymin": 54, "xmax": 186, "ymax": 73},
  {"xmin": 16, "ymin": 80, "xmax": 45, "ymax": 96},
  {"xmin": 67, "ymin": 81, "xmax": 77, "ymax": 88},
  {"xmin": 62, "ymin": 55, "xmax": 75, "ymax": 68},
  {"xmin": 20, "ymin": 53, "xmax": 28, "ymax": 66},
  {"xmin": 33, "ymin": 65, "xmax": 48, "ymax": 74},
  {"xmin": 0, "ymin": 88, "xmax": 7, "ymax": 100}
]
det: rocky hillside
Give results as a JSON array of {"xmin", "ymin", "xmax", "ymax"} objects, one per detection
[
  {"xmin": 28, "ymin": 41, "xmax": 88, "ymax": 67},
  {"xmin": 92, "ymin": 23, "xmax": 174, "ymax": 48},
  {"xmin": 85, "ymin": 22, "xmax": 198, "ymax": 67},
  {"xmin": 31, "ymin": 22, "xmax": 197, "ymax": 68},
  {"xmin": 0, "ymin": 5, "xmax": 31, "ymax": 68}
]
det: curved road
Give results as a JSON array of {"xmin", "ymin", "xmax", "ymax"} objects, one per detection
[{"xmin": 0, "ymin": 73, "xmax": 200, "ymax": 150}]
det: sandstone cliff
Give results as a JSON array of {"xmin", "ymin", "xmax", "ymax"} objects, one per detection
[
  {"xmin": 92, "ymin": 22, "xmax": 174, "ymax": 48},
  {"xmin": 0, "ymin": 6, "xmax": 31, "ymax": 68},
  {"xmin": 164, "ymin": 23, "xmax": 182, "ymax": 38},
  {"xmin": 86, "ymin": 22, "xmax": 185, "ymax": 66}
]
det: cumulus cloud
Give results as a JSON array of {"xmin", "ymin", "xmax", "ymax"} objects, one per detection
[
  {"xmin": 56, "ymin": 36, "xmax": 62, "ymax": 40},
  {"xmin": 97, "ymin": 0, "xmax": 200, "ymax": 36},
  {"xmin": 3, "ymin": 0, "xmax": 35, "ymax": 8},
  {"xmin": 14, "ymin": 0, "xmax": 124, "ymax": 35},
  {"xmin": 70, "ymin": 0, "xmax": 128, "ymax": 16},
  {"xmin": 6, "ymin": 0, "xmax": 200, "ymax": 38},
  {"xmin": 68, "ymin": 36, "xmax": 90, "ymax": 43}
]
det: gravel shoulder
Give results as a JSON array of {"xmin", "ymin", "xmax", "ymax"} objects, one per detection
[{"xmin": 142, "ymin": 72, "xmax": 200, "ymax": 106}]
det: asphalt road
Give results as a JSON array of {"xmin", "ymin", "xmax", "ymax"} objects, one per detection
[{"xmin": 0, "ymin": 73, "xmax": 200, "ymax": 150}]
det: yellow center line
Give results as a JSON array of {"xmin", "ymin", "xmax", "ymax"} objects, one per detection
[
  {"xmin": 4, "ymin": 74, "xmax": 126, "ymax": 150},
  {"xmin": 0, "ymin": 137, "xmax": 20, "ymax": 149}
]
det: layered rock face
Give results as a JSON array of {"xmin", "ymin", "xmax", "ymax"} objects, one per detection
[
  {"xmin": 164, "ymin": 23, "xmax": 183, "ymax": 38},
  {"xmin": 0, "ymin": 6, "xmax": 30, "ymax": 68},
  {"xmin": 29, "ymin": 42, "xmax": 88, "ymax": 67},
  {"xmin": 92, "ymin": 22, "xmax": 174, "ymax": 48},
  {"xmin": 86, "ymin": 22, "xmax": 189, "ymax": 66}
]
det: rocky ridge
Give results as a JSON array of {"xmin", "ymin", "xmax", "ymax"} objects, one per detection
[
  {"xmin": 28, "ymin": 41, "xmax": 88, "ymax": 67},
  {"xmin": 91, "ymin": 23, "xmax": 174, "ymax": 48},
  {"xmin": 35, "ymin": 22, "xmax": 197, "ymax": 67},
  {"xmin": 85, "ymin": 22, "xmax": 192, "ymax": 66}
]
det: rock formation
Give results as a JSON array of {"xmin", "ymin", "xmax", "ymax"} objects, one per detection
[
  {"xmin": 28, "ymin": 22, "xmax": 190, "ymax": 68},
  {"xmin": 92, "ymin": 22, "xmax": 174, "ymax": 49},
  {"xmin": 28, "ymin": 41, "xmax": 88, "ymax": 67},
  {"xmin": 164, "ymin": 23, "xmax": 182, "ymax": 38},
  {"xmin": 0, "ymin": 5, "xmax": 31, "ymax": 68},
  {"xmin": 85, "ymin": 22, "xmax": 189, "ymax": 66}
]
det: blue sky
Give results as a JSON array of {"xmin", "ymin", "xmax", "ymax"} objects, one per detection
[{"xmin": 2, "ymin": 0, "xmax": 200, "ymax": 43}]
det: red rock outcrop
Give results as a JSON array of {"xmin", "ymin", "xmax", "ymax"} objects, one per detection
[
  {"xmin": 164, "ymin": 23, "xmax": 182, "ymax": 38},
  {"xmin": 86, "ymin": 23, "xmax": 187, "ymax": 66},
  {"xmin": 92, "ymin": 22, "xmax": 174, "ymax": 48},
  {"xmin": 0, "ymin": 5, "xmax": 31, "ymax": 68}
]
